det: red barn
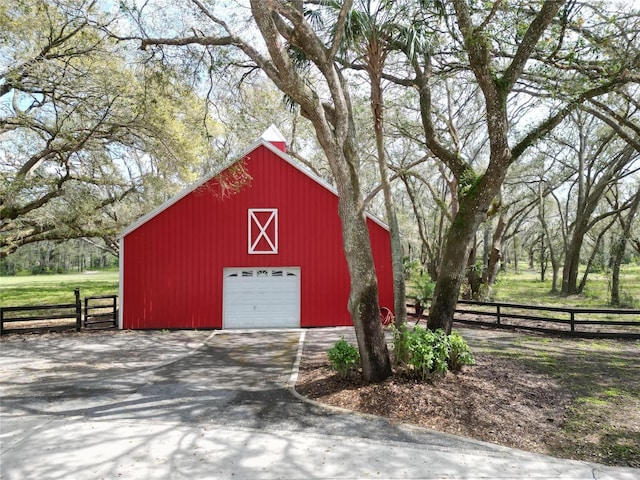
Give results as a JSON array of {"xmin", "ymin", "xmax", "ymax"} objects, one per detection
[{"xmin": 118, "ymin": 126, "xmax": 394, "ymax": 329}]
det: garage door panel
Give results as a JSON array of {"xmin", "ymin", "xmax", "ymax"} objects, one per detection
[{"xmin": 223, "ymin": 268, "xmax": 300, "ymax": 329}]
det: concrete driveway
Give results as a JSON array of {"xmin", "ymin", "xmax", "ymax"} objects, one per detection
[{"xmin": 0, "ymin": 329, "xmax": 637, "ymax": 479}]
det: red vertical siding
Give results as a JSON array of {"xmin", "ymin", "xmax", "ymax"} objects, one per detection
[
  {"xmin": 369, "ymin": 217, "xmax": 394, "ymax": 313},
  {"xmin": 122, "ymin": 143, "xmax": 394, "ymax": 329}
]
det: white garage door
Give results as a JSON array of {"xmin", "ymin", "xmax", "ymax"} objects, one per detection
[{"xmin": 223, "ymin": 268, "xmax": 300, "ymax": 329}]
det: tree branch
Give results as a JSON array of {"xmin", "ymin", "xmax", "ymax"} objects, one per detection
[
  {"xmin": 328, "ymin": 0, "xmax": 354, "ymax": 59},
  {"xmin": 141, "ymin": 35, "xmax": 237, "ymax": 50},
  {"xmin": 581, "ymin": 101, "xmax": 640, "ymax": 153},
  {"xmin": 511, "ymin": 79, "xmax": 632, "ymax": 160},
  {"xmin": 501, "ymin": 0, "xmax": 566, "ymax": 92}
]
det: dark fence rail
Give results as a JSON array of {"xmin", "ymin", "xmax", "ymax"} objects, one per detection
[
  {"xmin": 1, "ymin": 289, "xmax": 82, "ymax": 335},
  {"xmin": 1, "ymin": 290, "xmax": 118, "ymax": 335},
  {"xmin": 408, "ymin": 300, "xmax": 640, "ymax": 339}
]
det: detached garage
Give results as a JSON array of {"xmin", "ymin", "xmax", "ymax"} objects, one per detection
[{"xmin": 118, "ymin": 126, "xmax": 394, "ymax": 329}]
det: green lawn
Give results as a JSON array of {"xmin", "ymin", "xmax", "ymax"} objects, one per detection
[
  {"xmin": 470, "ymin": 331, "xmax": 640, "ymax": 467},
  {"xmin": 0, "ymin": 271, "xmax": 119, "ymax": 307},
  {"xmin": 491, "ymin": 264, "xmax": 640, "ymax": 309},
  {"xmin": 2, "ymin": 263, "xmax": 639, "ymax": 309}
]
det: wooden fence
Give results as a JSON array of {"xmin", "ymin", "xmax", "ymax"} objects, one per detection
[
  {"xmin": 84, "ymin": 295, "xmax": 118, "ymax": 330},
  {"xmin": 1, "ymin": 290, "xmax": 118, "ymax": 335},
  {"xmin": 1, "ymin": 289, "xmax": 82, "ymax": 335},
  {"xmin": 409, "ymin": 299, "xmax": 640, "ymax": 339}
]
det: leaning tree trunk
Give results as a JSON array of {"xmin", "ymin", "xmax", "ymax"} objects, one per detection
[
  {"xmin": 427, "ymin": 200, "xmax": 488, "ymax": 334},
  {"xmin": 560, "ymin": 142, "xmax": 628, "ymax": 295},
  {"xmin": 578, "ymin": 218, "xmax": 616, "ymax": 293}
]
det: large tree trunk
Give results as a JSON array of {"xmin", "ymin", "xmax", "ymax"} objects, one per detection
[
  {"xmin": 307, "ymin": 116, "xmax": 392, "ymax": 383},
  {"xmin": 416, "ymin": 0, "xmax": 565, "ymax": 333},
  {"xmin": 562, "ymin": 208, "xmax": 599, "ymax": 294},
  {"xmin": 559, "ymin": 122, "xmax": 636, "ymax": 295},
  {"xmin": 610, "ymin": 243, "xmax": 623, "ymax": 306},
  {"xmin": 561, "ymin": 120, "xmax": 588, "ymax": 295},
  {"xmin": 247, "ymin": 0, "xmax": 391, "ymax": 382},
  {"xmin": 427, "ymin": 201, "xmax": 487, "ymax": 334},
  {"xmin": 561, "ymin": 233, "xmax": 583, "ymax": 294},
  {"xmin": 337, "ymin": 179, "xmax": 392, "ymax": 382},
  {"xmin": 578, "ymin": 218, "xmax": 616, "ymax": 293}
]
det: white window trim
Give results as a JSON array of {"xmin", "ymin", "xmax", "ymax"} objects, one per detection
[{"xmin": 248, "ymin": 208, "xmax": 278, "ymax": 254}]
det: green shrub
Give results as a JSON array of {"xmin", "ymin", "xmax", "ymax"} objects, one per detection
[
  {"xmin": 405, "ymin": 327, "xmax": 449, "ymax": 381},
  {"xmin": 448, "ymin": 330, "xmax": 475, "ymax": 372},
  {"xmin": 327, "ymin": 337, "xmax": 360, "ymax": 379},
  {"xmin": 392, "ymin": 323, "xmax": 411, "ymax": 365},
  {"xmin": 392, "ymin": 325, "xmax": 474, "ymax": 381},
  {"xmin": 411, "ymin": 327, "xmax": 450, "ymax": 380}
]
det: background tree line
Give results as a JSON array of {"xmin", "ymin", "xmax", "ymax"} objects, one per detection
[{"xmin": 0, "ymin": 239, "xmax": 117, "ymax": 275}]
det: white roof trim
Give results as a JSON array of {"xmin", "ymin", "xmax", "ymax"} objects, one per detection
[{"xmin": 118, "ymin": 139, "xmax": 389, "ymax": 238}]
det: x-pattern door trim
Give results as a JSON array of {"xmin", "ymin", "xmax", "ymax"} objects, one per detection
[{"xmin": 248, "ymin": 208, "xmax": 278, "ymax": 254}]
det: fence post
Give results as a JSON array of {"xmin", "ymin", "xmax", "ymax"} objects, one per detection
[
  {"xmin": 113, "ymin": 296, "xmax": 117, "ymax": 328},
  {"xmin": 570, "ymin": 311, "xmax": 575, "ymax": 333},
  {"xmin": 496, "ymin": 305, "xmax": 501, "ymax": 325},
  {"xmin": 75, "ymin": 288, "xmax": 81, "ymax": 332},
  {"xmin": 84, "ymin": 296, "xmax": 89, "ymax": 329}
]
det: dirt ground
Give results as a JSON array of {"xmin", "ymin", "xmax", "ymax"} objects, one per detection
[{"xmin": 295, "ymin": 326, "xmax": 640, "ymax": 468}]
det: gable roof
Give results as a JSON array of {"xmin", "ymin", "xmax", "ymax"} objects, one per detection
[{"xmin": 119, "ymin": 138, "xmax": 388, "ymax": 239}]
